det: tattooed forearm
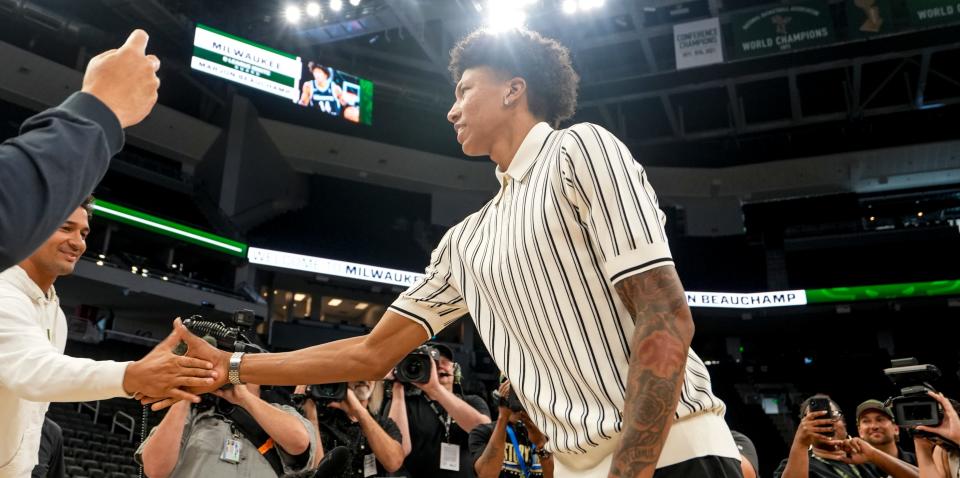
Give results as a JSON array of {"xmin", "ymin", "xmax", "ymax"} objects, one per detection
[{"xmin": 609, "ymin": 266, "xmax": 694, "ymax": 478}]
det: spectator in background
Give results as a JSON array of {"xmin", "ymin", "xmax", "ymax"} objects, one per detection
[
  {"xmin": 311, "ymin": 380, "xmax": 405, "ymax": 477},
  {"xmin": 0, "ymin": 29, "xmax": 159, "ymax": 271},
  {"xmin": 31, "ymin": 418, "xmax": 65, "ymax": 478},
  {"xmin": 469, "ymin": 380, "xmax": 553, "ymax": 478},
  {"xmin": 138, "ymin": 383, "xmax": 316, "ymax": 478},
  {"xmin": 0, "ymin": 198, "xmax": 217, "ymax": 477},
  {"xmin": 731, "ymin": 430, "xmax": 759, "ymax": 478},
  {"xmin": 386, "ymin": 343, "xmax": 491, "ymax": 478},
  {"xmin": 856, "ymin": 400, "xmax": 917, "ymax": 466},
  {"xmin": 773, "ymin": 394, "xmax": 918, "ymax": 478}
]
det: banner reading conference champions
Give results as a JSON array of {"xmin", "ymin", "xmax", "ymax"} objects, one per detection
[{"xmin": 191, "ymin": 23, "xmax": 374, "ymax": 125}]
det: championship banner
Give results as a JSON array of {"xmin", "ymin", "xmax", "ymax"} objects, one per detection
[
  {"xmin": 191, "ymin": 23, "xmax": 302, "ymax": 101},
  {"xmin": 673, "ymin": 17, "xmax": 724, "ymax": 70},
  {"xmin": 731, "ymin": 1, "xmax": 835, "ymax": 58},
  {"xmin": 846, "ymin": 0, "xmax": 895, "ymax": 37},
  {"xmin": 906, "ymin": 0, "xmax": 960, "ymax": 27}
]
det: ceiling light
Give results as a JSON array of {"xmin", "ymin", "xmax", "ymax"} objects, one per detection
[
  {"xmin": 98, "ymin": 254, "xmax": 105, "ymax": 259},
  {"xmin": 162, "ymin": 276, "xmax": 169, "ymax": 281},
  {"xmin": 96, "ymin": 260, "xmax": 104, "ymax": 266},
  {"xmin": 131, "ymin": 266, "xmax": 138, "ymax": 273},
  {"xmin": 306, "ymin": 2, "xmax": 321, "ymax": 17},
  {"xmin": 329, "ymin": 0, "xmax": 343, "ymax": 12},
  {"xmin": 328, "ymin": 298, "xmax": 343, "ymax": 306},
  {"xmin": 349, "ymin": 0, "xmax": 361, "ymax": 6},
  {"xmin": 562, "ymin": 0, "xmax": 578, "ymax": 14},
  {"xmin": 284, "ymin": 5, "xmax": 302, "ymax": 23},
  {"xmin": 485, "ymin": 2, "xmax": 527, "ymax": 32},
  {"xmin": 355, "ymin": 302, "xmax": 369, "ymax": 310},
  {"xmin": 294, "ymin": 293, "xmax": 307, "ymax": 301}
]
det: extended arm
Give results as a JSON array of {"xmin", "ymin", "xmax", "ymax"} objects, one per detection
[
  {"xmin": 140, "ymin": 401, "xmax": 190, "ymax": 478},
  {"xmin": 474, "ymin": 416, "xmax": 510, "ymax": 478}
]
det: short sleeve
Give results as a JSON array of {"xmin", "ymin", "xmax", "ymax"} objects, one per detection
[
  {"xmin": 560, "ymin": 123, "xmax": 674, "ymax": 284},
  {"xmin": 464, "ymin": 394, "xmax": 492, "ymax": 418},
  {"xmin": 378, "ymin": 415, "xmax": 403, "ymax": 443},
  {"xmin": 389, "ymin": 227, "xmax": 468, "ymax": 337},
  {"xmin": 468, "ymin": 423, "xmax": 495, "ymax": 464},
  {"xmin": 273, "ymin": 404, "xmax": 318, "ymax": 473}
]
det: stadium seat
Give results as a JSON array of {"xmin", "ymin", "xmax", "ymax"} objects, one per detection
[
  {"xmin": 65, "ymin": 465, "xmax": 83, "ymax": 476},
  {"xmin": 87, "ymin": 470, "xmax": 105, "ymax": 478},
  {"xmin": 80, "ymin": 459, "xmax": 98, "ymax": 470}
]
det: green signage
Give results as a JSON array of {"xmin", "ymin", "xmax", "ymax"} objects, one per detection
[
  {"xmin": 906, "ymin": 0, "xmax": 960, "ymax": 26},
  {"xmin": 846, "ymin": 0, "xmax": 896, "ymax": 37},
  {"xmin": 92, "ymin": 199, "xmax": 248, "ymax": 257},
  {"xmin": 732, "ymin": 1, "xmax": 835, "ymax": 58},
  {"xmin": 806, "ymin": 279, "xmax": 960, "ymax": 303}
]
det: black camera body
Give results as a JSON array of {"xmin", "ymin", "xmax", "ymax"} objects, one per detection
[
  {"xmin": 306, "ymin": 383, "xmax": 348, "ymax": 405},
  {"xmin": 884, "ymin": 358, "xmax": 943, "ymax": 428},
  {"xmin": 180, "ymin": 309, "xmax": 266, "ymax": 355},
  {"xmin": 393, "ymin": 345, "xmax": 441, "ymax": 384}
]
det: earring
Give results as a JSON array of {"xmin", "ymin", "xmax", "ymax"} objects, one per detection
[{"xmin": 503, "ymin": 97, "xmax": 510, "ymax": 106}]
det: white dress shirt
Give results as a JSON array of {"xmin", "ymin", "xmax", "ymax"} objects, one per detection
[{"xmin": 0, "ymin": 266, "xmax": 130, "ymax": 477}]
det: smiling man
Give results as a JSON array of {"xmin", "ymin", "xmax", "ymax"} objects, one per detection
[
  {"xmin": 0, "ymin": 197, "xmax": 217, "ymax": 477},
  {"xmin": 856, "ymin": 400, "xmax": 917, "ymax": 468}
]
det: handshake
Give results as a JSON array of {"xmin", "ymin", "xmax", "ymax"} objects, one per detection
[{"xmin": 123, "ymin": 316, "xmax": 248, "ymax": 409}]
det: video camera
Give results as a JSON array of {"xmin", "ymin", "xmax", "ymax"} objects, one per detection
[
  {"xmin": 393, "ymin": 345, "xmax": 441, "ymax": 384},
  {"xmin": 179, "ymin": 309, "xmax": 267, "ymax": 354},
  {"xmin": 884, "ymin": 357, "xmax": 959, "ymax": 451},
  {"xmin": 305, "ymin": 383, "xmax": 348, "ymax": 405},
  {"xmin": 884, "ymin": 357, "xmax": 942, "ymax": 427}
]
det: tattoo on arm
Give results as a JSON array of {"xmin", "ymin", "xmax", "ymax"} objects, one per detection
[{"xmin": 609, "ymin": 266, "xmax": 694, "ymax": 478}]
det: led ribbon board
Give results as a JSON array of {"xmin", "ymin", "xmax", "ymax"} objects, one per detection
[
  {"xmin": 247, "ymin": 247, "xmax": 424, "ymax": 288},
  {"xmin": 92, "ymin": 200, "xmax": 248, "ymax": 257},
  {"xmin": 685, "ymin": 290, "xmax": 807, "ymax": 309},
  {"xmin": 806, "ymin": 280, "xmax": 960, "ymax": 303}
]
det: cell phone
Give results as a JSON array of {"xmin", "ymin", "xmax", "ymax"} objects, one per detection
[{"xmin": 808, "ymin": 398, "xmax": 835, "ymax": 437}]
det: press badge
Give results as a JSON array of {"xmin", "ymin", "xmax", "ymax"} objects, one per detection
[
  {"xmin": 439, "ymin": 443, "xmax": 460, "ymax": 471},
  {"xmin": 363, "ymin": 453, "xmax": 377, "ymax": 477},
  {"xmin": 220, "ymin": 437, "xmax": 242, "ymax": 464}
]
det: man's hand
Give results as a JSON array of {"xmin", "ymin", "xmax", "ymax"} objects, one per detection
[
  {"xmin": 329, "ymin": 388, "xmax": 366, "ymax": 421},
  {"xmin": 122, "ymin": 324, "xmax": 216, "ymax": 403},
  {"xmin": 916, "ymin": 392, "xmax": 960, "ymax": 444},
  {"xmin": 520, "ymin": 413, "xmax": 549, "ymax": 449},
  {"xmin": 82, "ymin": 29, "xmax": 160, "ymax": 128},
  {"xmin": 412, "ymin": 358, "xmax": 444, "ymax": 398},
  {"xmin": 838, "ymin": 437, "xmax": 875, "ymax": 465},
  {"xmin": 213, "ymin": 384, "xmax": 253, "ymax": 408},
  {"xmin": 141, "ymin": 318, "xmax": 231, "ymax": 410},
  {"xmin": 794, "ymin": 410, "xmax": 841, "ymax": 449}
]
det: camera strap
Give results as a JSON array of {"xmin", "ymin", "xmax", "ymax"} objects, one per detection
[
  {"xmin": 427, "ymin": 400, "xmax": 453, "ymax": 442},
  {"xmin": 810, "ymin": 453, "xmax": 863, "ymax": 478},
  {"xmin": 506, "ymin": 424, "xmax": 532, "ymax": 478}
]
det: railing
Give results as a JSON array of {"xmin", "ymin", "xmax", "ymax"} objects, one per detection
[{"xmin": 112, "ymin": 410, "xmax": 136, "ymax": 443}]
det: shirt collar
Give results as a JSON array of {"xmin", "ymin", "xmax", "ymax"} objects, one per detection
[
  {"xmin": 0, "ymin": 265, "xmax": 55, "ymax": 302},
  {"xmin": 495, "ymin": 122, "xmax": 554, "ymax": 186}
]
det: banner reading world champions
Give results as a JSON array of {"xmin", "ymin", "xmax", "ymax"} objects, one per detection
[{"xmin": 731, "ymin": 0, "xmax": 835, "ymax": 59}]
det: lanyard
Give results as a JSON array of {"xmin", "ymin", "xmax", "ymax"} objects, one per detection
[
  {"xmin": 506, "ymin": 424, "xmax": 533, "ymax": 478},
  {"xmin": 811, "ymin": 452, "xmax": 863, "ymax": 478},
  {"xmin": 427, "ymin": 400, "xmax": 453, "ymax": 441}
]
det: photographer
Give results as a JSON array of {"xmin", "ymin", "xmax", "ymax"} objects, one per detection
[
  {"xmin": 912, "ymin": 392, "xmax": 960, "ymax": 478},
  {"xmin": 386, "ymin": 343, "xmax": 491, "ymax": 477},
  {"xmin": 304, "ymin": 380, "xmax": 404, "ymax": 477},
  {"xmin": 774, "ymin": 394, "xmax": 918, "ymax": 478},
  {"xmin": 856, "ymin": 400, "xmax": 917, "ymax": 466},
  {"xmin": 469, "ymin": 380, "xmax": 553, "ymax": 478},
  {"xmin": 137, "ymin": 383, "xmax": 316, "ymax": 477}
]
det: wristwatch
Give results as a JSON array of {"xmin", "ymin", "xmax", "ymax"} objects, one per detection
[
  {"xmin": 228, "ymin": 352, "xmax": 245, "ymax": 385},
  {"xmin": 534, "ymin": 446, "xmax": 552, "ymax": 460}
]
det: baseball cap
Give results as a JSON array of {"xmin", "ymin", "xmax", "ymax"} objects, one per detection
[
  {"xmin": 856, "ymin": 399, "xmax": 895, "ymax": 421},
  {"xmin": 428, "ymin": 342, "xmax": 455, "ymax": 361}
]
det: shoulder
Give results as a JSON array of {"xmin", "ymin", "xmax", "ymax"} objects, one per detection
[
  {"xmin": 469, "ymin": 422, "xmax": 494, "ymax": 439},
  {"xmin": 557, "ymin": 122, "xmax": 615, "ymax": 148},
  {"xmin": 462, "ymin": 394, "xmax": 491, "ymax": 414}
]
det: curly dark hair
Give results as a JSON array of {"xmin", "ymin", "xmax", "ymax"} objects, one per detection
[{"xmin": 448, "ymin": 28, "xmax": 579, "ymax": 126}]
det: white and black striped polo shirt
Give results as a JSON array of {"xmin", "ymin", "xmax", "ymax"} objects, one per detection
[{"xmin": 389, "ymin": 122, "xmax": 726, "ymax": 460}]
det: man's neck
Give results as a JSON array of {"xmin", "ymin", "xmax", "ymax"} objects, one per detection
[
  {"xmin": 877, "ymin": 441, "xmax": 898, "ymax": 458},
  {"xmin": 17, "ymin": 261, "xmax": 55, "ymax": 295},
  {"xmin": 489, "ymin": 114, "xmax": 542, "ymax": 173}
]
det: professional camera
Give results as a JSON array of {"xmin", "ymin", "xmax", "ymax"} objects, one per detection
[
  {"xmin": 393, "ymin": 345, "xmax": 441, "ymax": 384},
  {"xmin": 180, "ymin": 309, "xmax": 267, "ymax": 354},
  {"xmin": 306, "ymin": 383, "xmax": 348, "ymax": 405},
  {"xmin": 884, "ymin": 357, "xmax": 942, "ymax": 427},
  {"xmin": 495, "ymin": 385, "xmax": 525, "ymax": 413}
]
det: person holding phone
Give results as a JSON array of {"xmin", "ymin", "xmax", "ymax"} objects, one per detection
[{"xmin": 774, "ymin": 394, "xmax": 919, "ymax": 478}]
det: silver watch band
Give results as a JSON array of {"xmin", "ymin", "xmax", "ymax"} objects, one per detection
[{"xmin": 228, "ymin": 352, "xmax": 245, "ymax": 385}]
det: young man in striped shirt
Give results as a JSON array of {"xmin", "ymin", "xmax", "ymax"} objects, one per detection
[{"xmin": 163, "ymin": 28, "xmax": 741, "ymax": 478}]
